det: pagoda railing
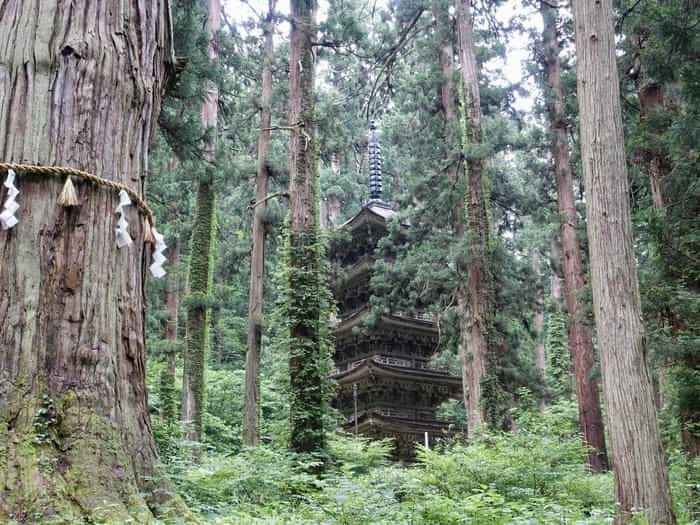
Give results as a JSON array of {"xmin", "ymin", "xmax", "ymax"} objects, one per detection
[
  {"xmin": 347, "ymin": 407, "xmax": 456, "ymax": 423},
  {"xmin": 394, "ymin": 311, "xmax": 436, "ymax": 322},
  {"xmin": 330, "ymin": 354, "xmax": 450, "ymax": 376}
]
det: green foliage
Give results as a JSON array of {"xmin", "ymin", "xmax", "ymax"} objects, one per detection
[
  {"xmin": 151, "ymin": 404, "xmax": 630, "ymax": 524},
  {"xmin": 545, "ymin": 300, "xmax": 573, "ymax": 401}
]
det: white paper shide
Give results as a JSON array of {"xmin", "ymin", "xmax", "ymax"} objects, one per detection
[
  {"xmin": 115, "ymin": 189, "xmax": 133, "ymax": 248},
  {"xmin": 149, "ymin": 226, "xmax": 167, "ymax": 278},
  {"xmin": 0, "ymin": 169, "xmax": 20, "ymax": 230}
]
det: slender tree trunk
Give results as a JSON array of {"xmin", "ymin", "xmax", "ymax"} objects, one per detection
[
  {"xmin": 531, "ymin": 251, "xmax": 547, "ymax": 412},
  {"xmin": 182, "ymin": 0, "xmax": 220, "ymax": 447},
  {"xmin": 456, "ymin": 0, "xmax": 492, "ymax": 435},
  {"xmin": 287, "ymin": 0, "xmax": 324, "ymax": 455},
  {"xmin": 572, "ymin": 1, "xmax": 675, "ymax": 522},
  {"xmin": 161, "ymin": 240, "xmax": 181, "ymax": 426},
  {"xmin": 243, "ymin": 0, "xmax": 276, "ymax": 448},
  {"xmin": 540, "ymin": 2, "xmax": 608, "ymax": 472},
  {"xmin": 0, "ymin": 1, "xmax": 178, "ymax": 521}
]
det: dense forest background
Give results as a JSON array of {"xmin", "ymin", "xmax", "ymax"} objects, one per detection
[
  {"xmin": 136, "ymin": 0, "xmax": 698, "ymax": 522},
  {"xmin": 0, "ymin": 0, "xmax": 697, "ymax": 522}
]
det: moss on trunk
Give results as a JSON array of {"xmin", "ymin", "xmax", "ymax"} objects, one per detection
[{"xmin": 182, "ymin": 180, "xmax": 217, "ymax": 444}]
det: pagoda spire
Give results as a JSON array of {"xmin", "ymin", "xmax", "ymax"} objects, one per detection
[{"xmin": 367, "ymin": 121, "xmax": 385, "ymax": 204}]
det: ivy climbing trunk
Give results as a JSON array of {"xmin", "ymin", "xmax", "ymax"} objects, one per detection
[
  {"xmin": 243, "ymin": 0, "xmax": 276, "ymax": 448},
  {"xmin": 181, "ymin": 181, "xmax": 216, "ymax": 444},
  {"xmin": 181, "ymin": 0, "xmax": 220, "ymax": 447},
  {"xmin": 456, "ymin": 0, "xmax": 492, "ymax": 436},
  {"xmin": 540, "ymin": 2, "xmax": 608, "ymax": 472},
  {"xmin": 160, "ymin": 240, "xmax": 181, "ymax": 426},
  {"xmin": 0, "ymin": 1, "xmax": 178, "ymax": 522},
  {"xmin": 572, "ymin": 0, "xmax": 676, "ymax": 522},
  {"xmin": 287, "ymin": 0, "xmax": 325, "ymax": 455}
]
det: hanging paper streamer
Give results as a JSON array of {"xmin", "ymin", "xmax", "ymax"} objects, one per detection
[
  {"xmin": 115, "ymin": 189, "xmax": 133, "ymax": 248},
  {"xmin": 0, "ymin": 169, "xmax": 20, "ymax": 230},
  {"xmin": 149, "ymin": 226, "xmax": 167, "ymax": 278}
]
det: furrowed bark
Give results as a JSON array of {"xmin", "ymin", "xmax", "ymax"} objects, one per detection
[
  {"xmin": 572, "ymin": 0, "xmax": 675, "ymax": 521},
  {"xmin": 0, "ymin": 1, "xmax": 182, "ymax": 521},
  {"xmin": 243, "ymin": 0, "xmax": 276, "ymax": 448},
  {"xmin": 182, "ymin": 0, "xmax": 220, "ymax": 447},
  {"xmin": 540, "ymin": 1, "xmax": 608, "ymax": 472},
  {"xmin": 456, "ymin": 0, "xmax": 491, "ymax": 436}
]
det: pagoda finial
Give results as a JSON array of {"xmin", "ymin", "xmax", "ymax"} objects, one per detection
[{"xmin": 367, "ymin": 121, "xmax": 384, "ymax": 203}]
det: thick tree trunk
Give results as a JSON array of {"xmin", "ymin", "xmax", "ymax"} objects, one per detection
[
  {"xmin": 287, "ymin": 0, "xmax": 324, "ymax": 455},
  {"xmin": 0, "ymin": 1, "xmax": 178, "ymax": 521},
  {"xmin": 456, "ymin": 0, "xmax": 491, "ymax": 435},
  {"xmin": 243, "ymin": 0, "xmax": 276, "ymax": 448},
  {"xmin": 572, "ymin": 1, "xmax": 676, "ymax": 522},
  {"xmin": 182, "ymin": 0, "xmax": 220, "ymax": 446},
  {"xmin": 540, "ymin": 2, "xmax": 608, "ymax": 472}
]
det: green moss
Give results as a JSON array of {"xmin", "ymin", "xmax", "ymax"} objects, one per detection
[
  {"xmin": 184, "ymin": 180, "xmax": 217, "ymax": 441},
  {"xmin": 0, "ymin": 384, "xmax": 195, "ymax": 523}
]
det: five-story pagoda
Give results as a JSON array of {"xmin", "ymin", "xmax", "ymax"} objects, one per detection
[{"xmin": 329, "ymin": 123, "xmax": 462, "ymax": 459}]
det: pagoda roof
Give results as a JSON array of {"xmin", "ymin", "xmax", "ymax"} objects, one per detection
[
  {"xmin": 331, "ymin": 356, "xmax": 462, "ymax": 391},
  {"xmin": 344, "ymin": 410, "xmax": 461, "ymax": 435},
  {"xmin": 338, "ymin": 202, "xmax": 395, "ymax": 231},
  {"xmin": 335, "ymin": 306, "xmax": 437, "ymax": 335}
]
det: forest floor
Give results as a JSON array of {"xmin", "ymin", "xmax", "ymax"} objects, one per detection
[{"xmin": 148, "ymin": 370, "xmax": 696, "ymax": 525}]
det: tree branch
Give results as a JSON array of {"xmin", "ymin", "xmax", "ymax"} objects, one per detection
[{"xmin": 248, "ymin": 191, "xmax": 290, "ymax": 209}]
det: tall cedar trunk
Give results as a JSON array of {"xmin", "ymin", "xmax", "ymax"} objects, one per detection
[
  {"xmin": 532, "ymin": 251, "xmax": 546, "ymax": 412},
  {"xmin": 434, "ymin": 5, "xmax": 471, "ymax": 426},
  {"xmin": 160, "ymin": 241, "xmax": 181, "ymax": 426},
  {"xmin": 572, "ymin": 1, "xmax": 676, "ymax": 522},
  {"xmin": 182, "ymin": 0, "xmax": 220, "ymax": 445},
  {"xmin": 456, "ymin": 0, "xmax": 491, "ymax": 435},
  {"xmin": 540, "ymin": 2, "xmax": 609, "ymax": 472},
  {"xmin": 288, "ymin": 0, "xmax": 324, "ymax": 455},
  {"xmin": 0, "ymin": 1, "xmax": 175, "ymax": 521},
  {"xmin": 243, "ymin": 0, "xmax": 276, "ymax": 447}
]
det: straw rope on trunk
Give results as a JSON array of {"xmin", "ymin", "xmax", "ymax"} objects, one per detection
[{"xmin": 0, "ymin": 162, "xmax": 154, "ymax": 226}]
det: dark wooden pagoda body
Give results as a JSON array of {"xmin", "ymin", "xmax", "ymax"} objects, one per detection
[{"xmin": 329, "ymin": 202, "xmax": 462, "ymax": 459}]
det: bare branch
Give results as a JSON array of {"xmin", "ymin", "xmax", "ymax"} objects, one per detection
[{"xmin": 248, "ymin": 191, "xmax": 290, "ymax": 209}]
